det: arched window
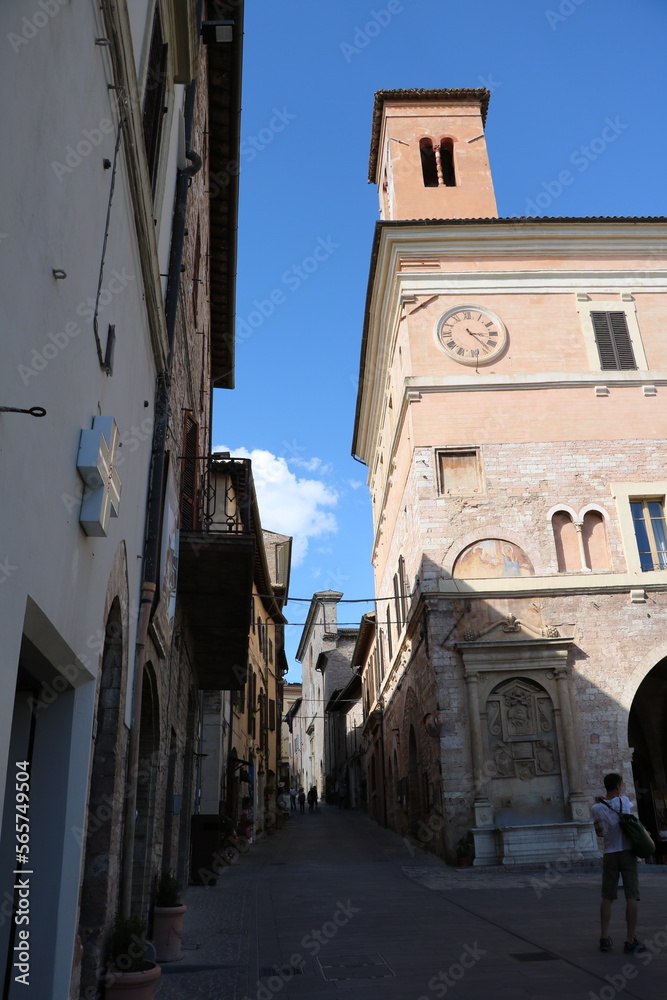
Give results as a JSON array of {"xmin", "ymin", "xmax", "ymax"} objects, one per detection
[
  {"xmin": 552, "ymin": 511, "xmax": 579, "ymax": 572},
  {"xmin": 419, "ymin": 138, "xmax": 438, "ymax": 187},
  {"xmin": 439, "ymin": 138, "xmax": 456, "ymax": 186},
  {"xmin": 582, "ymin": 510, "xmax": 610, "ymax": 570}
]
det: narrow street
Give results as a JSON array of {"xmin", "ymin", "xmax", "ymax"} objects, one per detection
[{"xmin": 157, "ymin": 807, "xmax": 667, "ymax": 1000}]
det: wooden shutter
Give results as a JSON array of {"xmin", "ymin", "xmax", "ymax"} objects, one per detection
[
  {"xmin": 269, "ymin": 699, "xmax": 276, "ymax": 732},
  {"xmin": 180, "ymin": 416, "xmax": 198, "ymax": 530},
  {"xmin": 142, "ymin": 5, "xmax": 168, "ymax": 195},
  {"xmin": 591, "ymin": 312, "xmax": 637, "ymax": 370}
]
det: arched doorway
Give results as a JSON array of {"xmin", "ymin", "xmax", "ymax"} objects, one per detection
[
  {"xmin": 370, "ymin": 754, "xmax": 377, "ymax": 820},
  {"xmin": 408, "ymin": 726, "xmax": 420, "ymax": 835},
  {"xmin": 78, "ymin": 600, "xmax": 127, "ymax": 996},
  {"xmin": 629, "ymin": 658, "xmax": 667, "ymax": 859},
  {"xmin": 132, "ymin": 663, "xmax": 159, "ymax": 912}
]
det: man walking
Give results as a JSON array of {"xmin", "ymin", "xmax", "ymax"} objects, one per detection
[{"xmin": 591, "ymin": 773, "xmax": 645, "ymax": 954}]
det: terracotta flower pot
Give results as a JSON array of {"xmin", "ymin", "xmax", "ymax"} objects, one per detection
[
  {"xmin": 105, "ymin": 962, "xmax": 161, "ymax": 999},
  {"xmin": 152, "ymin": 904, "xmax": 187, "ymax": 962}
]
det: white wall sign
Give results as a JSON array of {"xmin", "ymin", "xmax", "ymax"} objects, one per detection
[{"xmin": 76, "ymin": 416, "xmax": 122, "ymax": 536}]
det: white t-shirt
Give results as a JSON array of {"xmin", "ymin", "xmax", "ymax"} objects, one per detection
[{"xmin": 591, "ymin": 795, "xmax": 634, "ymax": 853}]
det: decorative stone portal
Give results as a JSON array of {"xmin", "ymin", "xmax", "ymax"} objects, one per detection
[
  {"xmin": 456, "ymin": 615, "xmax": 598, "ymax": 866},
  {"xmin": 486, "ymin": 676, "xmax": 564, "ymax": 825}
]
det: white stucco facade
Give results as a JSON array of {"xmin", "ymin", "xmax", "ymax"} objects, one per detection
[{"xmin": 0, "ymin": 2, "xmax": 197, "ymax": 995}]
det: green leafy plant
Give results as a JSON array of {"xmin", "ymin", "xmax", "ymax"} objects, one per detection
[
  {"xmin": 108, "ymin": 914, "xmax": 148, "ymax": 973},
  {"xmin": 155, "ymin": 870, "xmax": 181, "ymax": 907},
  {"xmin": 455, "ymin": 834, "xmax": 475, "ymax": 861}
]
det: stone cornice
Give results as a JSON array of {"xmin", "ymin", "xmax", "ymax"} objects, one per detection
[
  {"xmin": 405, "ymin": 372, "xmax": 667, "ymax": 393},
  {"xmin": 433, "ymin": 571, "xmax": 667, "ymax": 599}
]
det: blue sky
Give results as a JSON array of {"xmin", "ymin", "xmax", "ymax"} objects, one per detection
[{"xmin": 212, "ymin": 0, "xmax": 667, "ymax": 679}]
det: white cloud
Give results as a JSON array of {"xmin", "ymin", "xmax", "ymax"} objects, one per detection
[
  {"xmin": 289, "ymin": 456, "xmax": 334, "ymax": 474},
  {"xmin": 347, "ymin": 479, "xmax": 364, "ymax": 490},
  {"xmin": 215, "ymin": 446, "xmax": 337, "ymax": 566}
]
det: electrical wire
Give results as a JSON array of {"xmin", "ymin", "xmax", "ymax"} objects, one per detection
[{"xmin": 92, "ymin": 97, "xmax": 124, "ymax": 373}]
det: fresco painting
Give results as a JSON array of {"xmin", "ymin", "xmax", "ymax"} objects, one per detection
[{"xmin": 453, "ymin": 539, "xmax": 535, "ymax": 579}]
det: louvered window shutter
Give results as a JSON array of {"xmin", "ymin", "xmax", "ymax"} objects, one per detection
[
  {"xmin": 180, "ymin": 417, "xmax": 198, "ymax": 530},
  {"xmin": 142, "ymin": 6, "xmax": 168, "ymax": 196},
  {"xmin": 591, "ymin": 312, "xmax": 637, "ymax": 370}
]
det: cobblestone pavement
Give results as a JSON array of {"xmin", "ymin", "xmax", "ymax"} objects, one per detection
[{"xmin": 156, "ymin": 807, "xmax": 667, "ymax": 1000}]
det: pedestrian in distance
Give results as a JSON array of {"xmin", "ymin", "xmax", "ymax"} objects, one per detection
[
  {"xmin": 289, "ymin": 786, "xmax": 297, "ymax": 811},
  {"xmin": 297, "ymin": 787, "xmax": 306, "ymax": 814},
  {"xmin": 307, "ymin": 786, "xmax": 318, "ymax": 814},
  {"xmin": 591, "ymin": 772, "xmax": 646, "ymax": 954}
]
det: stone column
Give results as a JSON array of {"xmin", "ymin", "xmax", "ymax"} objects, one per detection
[
  {"xmin": 465, "ymin": 671, "xmax": 493, "ymax": 826},
  {"xmin": 573, "ymin": 521, "xmax": 592, "ymax": 572},
  {"xmin": 554, "ymin": 666, "xmax": 588, "ymax": 821}
]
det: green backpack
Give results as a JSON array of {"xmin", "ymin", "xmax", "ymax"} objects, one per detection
[{"xmin": 602, "ymin": 798, "xmax": 655, "ymax": 860}]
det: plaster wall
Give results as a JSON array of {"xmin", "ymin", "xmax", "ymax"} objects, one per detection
[{"xmin": 0, "ymin": 2, "xmax": 197, "ymax": 993}]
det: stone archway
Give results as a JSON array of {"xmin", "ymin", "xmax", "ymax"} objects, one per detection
[
  {"xmin": 78, "ymin": 599, "xmax": 127, "ymax": 997},
  {"xmin": 407, "ymin": 725, "xmax": 420, "ymax": 835},
  {"xmin": 132, "ymin": 663, "xmax": 159, "ymax": 913},
  {"xmin": 628, "ymin": 657, "xmax": 667, "ymax": 857}
]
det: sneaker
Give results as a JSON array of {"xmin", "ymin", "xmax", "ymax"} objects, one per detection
[
  {"xmin": 599, "ymin": 937, "xmax": 612, "ymax": 952},
  {"xmin": 624, "ymin": 938, "xmax": 646, "ymax": 954}
]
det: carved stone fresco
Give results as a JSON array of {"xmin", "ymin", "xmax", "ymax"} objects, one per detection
[{"xmin": 486, "ymin": 678, "xmax": 561, "ymax": 780}]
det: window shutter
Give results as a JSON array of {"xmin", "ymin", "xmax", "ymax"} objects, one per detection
[
  {"xmin": 180, "ymin": 416, "xmax": 198, "ymax": 530},
  {"xmin": 591, "ymin": 312, "xmax": 637, "ymax": 370},
  {"xmin": 269, "ymin": 699, "xmax": 276, "ymax": 731},
  {"xmin": 142, "ymin": 5, "xmax": 168, "ymax": 195}
]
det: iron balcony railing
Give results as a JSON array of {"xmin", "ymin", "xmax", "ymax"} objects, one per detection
[{"xmin": 180, "ymin": 455, "xmax": 253, "ymax": 534}]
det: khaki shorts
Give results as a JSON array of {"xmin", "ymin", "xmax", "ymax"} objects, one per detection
[{"xmin": 602, "ymin": 849, "xmax": 640, "ymax": 901}]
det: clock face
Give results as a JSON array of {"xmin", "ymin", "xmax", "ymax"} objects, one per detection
[{"xmin": 436, "ymin": 305, "xmax": 507, "ymax": 365}]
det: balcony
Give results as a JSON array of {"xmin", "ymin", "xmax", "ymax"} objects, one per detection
[{"xmin": 178, "ymin": 456, "xmax": 255, "ymax": 689}]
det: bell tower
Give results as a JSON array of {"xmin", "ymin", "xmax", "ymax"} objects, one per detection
[{"xmin": 369, "ymin": 88, "xmax": 498, "ymax": 221}]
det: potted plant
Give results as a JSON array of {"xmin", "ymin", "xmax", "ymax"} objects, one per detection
[
  {"xmin": 152, "ymin": 871, "xmax": 187, "ymax": 963},
  {"xmin": 455, "ymin": 834, "xmax": 475, "ymax": 868},
  {"xmin": 106, "ymin": 914, "xmax": 161, "ymax": 999}
]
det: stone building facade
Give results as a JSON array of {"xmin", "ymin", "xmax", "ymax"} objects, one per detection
[
  {"xmin": 197, "ymin": 517, "xmax": 291, "ymax": 853},
  {"xmin": 0, "ymin": 2, "xmax": 245, "ymax": 996},
  {"xmin": 352, "ymin": 88, "xmax": 667, "ymax": 865},
  {"xmin": 293, "ymin": 593, "xmax": 358, "ymax": 799}
]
